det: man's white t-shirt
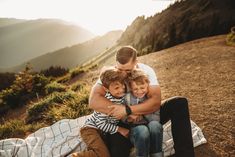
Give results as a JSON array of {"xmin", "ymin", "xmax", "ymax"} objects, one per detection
[{"xmin": 96, "ymin": 63, "xmax": 159, "ymax": 86}]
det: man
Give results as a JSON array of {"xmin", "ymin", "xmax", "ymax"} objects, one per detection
[{"xmin": 89, "ymin": 46, "xmax": 195, "ymax": 157}]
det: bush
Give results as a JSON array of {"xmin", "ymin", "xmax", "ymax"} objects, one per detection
[
  {"xmin": 46, "ymin": 91, "xmax": 91, "ymax": 123},
  {"xmin": 40, "ymin": 66, "xmax": 69, "ymax": 78},
  {"xmin": 70, "ymin": 68, "xmax": 85, "ymax": 79},
  {"xmin": 45, "ymin": 82, "xmax": 66, "ymax": 94},
  {"xmin": 32, "ymin": 74, "xmax": 50, "ymax": 95},
  {"xmin": 0, "ymin": 72, "xmax": 15, "ymax": 91},
  {"xmin": 26, "ymin": 91, "xmax": 77, "ymax": 123},
  {"xmin": 226, "ymin": 26, "xmax": 235, "ymax": 46}
]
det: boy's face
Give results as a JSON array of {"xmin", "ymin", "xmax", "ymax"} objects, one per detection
[
  {"xmin": 130, "ymin": 81, "xmax": 149, "ymax": 98},
  {"xmin": 108, "ymin": 81, "xmax": 125, "ymax": 98}
]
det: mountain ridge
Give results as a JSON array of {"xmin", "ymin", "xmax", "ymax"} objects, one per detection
[{"xmin": 0, "ymin": 18, "xmax": 95, "ymax": 68}]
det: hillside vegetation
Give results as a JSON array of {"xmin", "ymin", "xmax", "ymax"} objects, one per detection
[{"xmin": 118, "ymin": 0, "xmax": 235, "ymax": 55}]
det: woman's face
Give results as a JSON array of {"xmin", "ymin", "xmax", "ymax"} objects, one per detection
[{"xmin": 130, "ymin": 81, "xmax": 149, "ymax": 98}]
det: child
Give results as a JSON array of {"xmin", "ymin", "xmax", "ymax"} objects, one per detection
[
  {"xmin": 72, "ymin": 68, "xmax": 129, "ymax": 157},
  {"xmin": 126, "ymin": 69, "xmax": 163, "ymax": 157}
]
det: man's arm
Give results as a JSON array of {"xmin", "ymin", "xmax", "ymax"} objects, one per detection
[{"xmin": 89, "ymin": 83, "xmax": 115, "ymax": 114}]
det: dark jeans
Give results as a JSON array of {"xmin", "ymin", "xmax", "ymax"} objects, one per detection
[
  {"xmin": 160, "ymin": 96, "xmax": 195, "ymax": 157},
  {"xmin": 105, "ymin": 96, "xmax": 195, "ymax": 157}
]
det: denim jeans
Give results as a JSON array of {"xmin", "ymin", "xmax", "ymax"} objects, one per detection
[{"xmin": 130, "ymin": 121, "xmax": 163, "ymax": 157}]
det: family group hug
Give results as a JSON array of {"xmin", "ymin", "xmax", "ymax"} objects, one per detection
[
  {"xmin": 70, "ymin": 46, "xmax": 196, "ymax": 157},
  {"xmin": 0, "ymin": 46, "xmax": 207, "ymax": 157}
]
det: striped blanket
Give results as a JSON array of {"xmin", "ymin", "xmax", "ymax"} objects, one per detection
[{"xmin": 0, "ymin": 116, "xmax": 207, "ymax": 157}]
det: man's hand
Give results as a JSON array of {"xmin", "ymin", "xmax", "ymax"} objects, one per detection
[
  {"xmin": 108, "ymin": 105, "xmax": 126, "ymax": 119},
  {"xmin": 127, "ymin": 115, "xmax": 143, "ymax": 123}
]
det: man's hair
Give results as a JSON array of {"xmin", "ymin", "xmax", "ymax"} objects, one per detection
[
  {"xmin": 100, "ymin": 68, "xmax": 125, "ymax": 89},
  {"xmin": 127, "ymin": 69, "xmax": 149, "ymax": 87},
  {"xmin": 116, "ymin": 46, "xmax": 137, "ymax": 64}
]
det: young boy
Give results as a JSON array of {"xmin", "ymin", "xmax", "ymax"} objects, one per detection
[
  {"xmin": 126, "ymin": 69, "xmax": 163, "ymax": 157},
  {"xmin": 72, "ymin": 68, "xmax": 129, "ymax": 157}
]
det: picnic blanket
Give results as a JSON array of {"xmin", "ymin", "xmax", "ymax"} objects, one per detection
[{"xmin": 0, "ymin": 115, "xmax": 207, "ymax": 157}]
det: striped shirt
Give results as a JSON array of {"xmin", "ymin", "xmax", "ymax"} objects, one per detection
[{"xmin": 84, "ymin": 92, "xmax": 125, "ymax": 134}]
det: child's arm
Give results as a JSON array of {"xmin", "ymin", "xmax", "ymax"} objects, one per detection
[
  {"xmin": 127, "ymin": 114, "xmax": 143, "ymax": 123},
  {"xmin": 95, "ymin": 115, "xmax": 119, "ymax": 134},
  {"xmin": 117, "ymin": 127, "xmax": 129, "ymax": 138}
]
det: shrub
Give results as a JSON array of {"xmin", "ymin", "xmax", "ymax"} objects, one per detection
[
  {"xmin": 32, "ymin": 74, "xmax": 50, "ymax": 95},
  {"xmin": 26, "ymin": 91, "xmax": 77, "ymax": 123},
  {"xmin": 226, "ymin": 26, "xmax": 235, "ymax": 46},
  {"xmin": 45, "ymin": 82, "xmax": 66, "ymax": 94},
  {"xmin": 46, "ymin": 92, "xmax": 91, "ymax": 123},
  {"xmin": 0, "ymin": 72, "xmax": 15, "ymax": 91},
  {"xmin": 40, "ymin": 66, "xmax": 69, "ymax": 78},
  {"xmin": 70, "ymin": 68, "xmax": 85, "ymax": 79}
]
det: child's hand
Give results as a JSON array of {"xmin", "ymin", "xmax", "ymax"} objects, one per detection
[
  {"xmin": 127, "ymin": 115, "xmax": 143, "ymax": 123},
  {"xmin": 117, "ymin": 127, "xmax": 129, "ymax": 138}
]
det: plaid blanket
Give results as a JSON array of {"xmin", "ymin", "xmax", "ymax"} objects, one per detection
[{"xmin": 0, "ymin": 116, "xmax": 206, "ymax": 157}]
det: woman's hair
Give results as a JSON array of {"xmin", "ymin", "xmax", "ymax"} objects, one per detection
[
  {"xmin": 116, "ymin": 46, "xmax": 137, "ymax": 64},
  {"xmin": 100, "ymin": 68, "xmax": 125, "ymax": 89},
  {"xmin": 127, "ymin": 69, "xmax": 149, "ymax": 87}
]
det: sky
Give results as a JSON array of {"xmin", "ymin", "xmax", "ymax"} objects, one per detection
[{"xmin": 0, "ymin": 0, "xmax": 174, "ymax": 35}]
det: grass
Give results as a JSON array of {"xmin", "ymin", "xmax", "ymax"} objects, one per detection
[{"xmin": 0, "ymin": 119, "xmax": 45, "ymax": 139}]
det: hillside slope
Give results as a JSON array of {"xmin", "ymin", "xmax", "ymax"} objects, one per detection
[
  {"xmin": 118, "ymin": 0, "xmax": 235, "ymax": 55},
  {"xmin": 4, "ymin": 30, "xmax": 122, "ymax": 72},
  {"xmin": 78, "ymin": 35, "xmax": 235, "ymax": 157},
  {"xmin": 0, "ymin": 18, "xmax": 95, "ymax": 68}
]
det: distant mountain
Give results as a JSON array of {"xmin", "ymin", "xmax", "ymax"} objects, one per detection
[
  {"xmin": 3, "ymin": 30, "xmax": 123, "ymax": 72},
  {"xmin": 0, "ymin": 18, "xmax": 26, "ymax": 27},
  {"xmin": 0, "ymin": 18, "xmax": 95, "ymax": 68},
  {"xmin": 118, "ymin": 0, "xmax": 235, "ymax": 55}
]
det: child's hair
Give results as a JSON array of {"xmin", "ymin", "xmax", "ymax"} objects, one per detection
[
  {"xmin": 127, "ymin": 69, "xmax": 149, "ymax": 87},
  {"xmin": 100, "ymin": 67, "xmax": 125, "ymax": 89}
]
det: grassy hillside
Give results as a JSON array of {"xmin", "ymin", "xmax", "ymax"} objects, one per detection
[
  {"xmin": 4, "ymin": 30, "xmax": 122, "ymax": 72},
  {"xmin": 0, "ymin": 18, "xmax": 95, "ymax": 68},
  {"xmin": 118, "ymin": 0, "xmax": 235, "ymax": 55}
]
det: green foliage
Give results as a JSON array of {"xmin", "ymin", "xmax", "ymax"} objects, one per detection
[
  {"xmin": 40, "ymin": 66, "xmax": 69, "ymax": 78},
  {"xmin": 0, "ymin": 72, "xmax": 15, "ymax": 91},
  {"xmin": 32, "ymin": 74, "xmax": 50, "ymax": 95},
  {"xmin": 26, "ymin": 91, "xmax": 78, "ymax": 123},
  {"xmin": 0, "ymin": 65, "xmax": 50, "ymax": 114},
  {"xmin": 226, "ymin": 26, "xmax": 235, "ymax": 46},
  {"xmin": 45, "ymin": 82, "xmax": 66, "ymax": 94},
  {"xmin": 139, "ymin": 45, "xmax": 152, "ymax": 56},
  {"xmin": 0, "ymin": 119, "xmax": 44, "ymax": 139},
  {"xmin": 70, "ymin": 68, "xmax": 85, "ymax": 79},
  {"xmin": 70, "ymin": 81, "xmax": 86, "ymax": 92},
  {"xmin": 46, "ymin": 93, "xmax": 91, "ymax": 123}
]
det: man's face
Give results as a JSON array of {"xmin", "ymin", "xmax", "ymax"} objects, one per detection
[
  {"xmin": 108, "ymin": 81, "xmax": 126, "ymax": 98},
  {"xmin": 130, "ymin": 81, "xmax": 149, "ymax": 99},
  {"xmin": 115, "ymin": 60, "xmax": 137, "ymax": 76}
]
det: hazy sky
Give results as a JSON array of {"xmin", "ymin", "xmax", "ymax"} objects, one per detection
[{"xmin": 0, "ymin": 0, "xmax": 174, "ymax": 35}]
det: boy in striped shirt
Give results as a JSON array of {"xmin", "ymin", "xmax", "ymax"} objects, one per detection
[{"xmin": 72, "ymin": 68, "xmax": 129, "ymax": 157}]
